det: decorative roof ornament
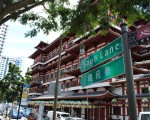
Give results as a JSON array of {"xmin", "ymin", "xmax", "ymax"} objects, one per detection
[
  {"xmin": 142, "ymin": 98, "xmax": 148, "ymax": 103},
  {"xmin": 111, "ymin": 98, "xmax": 117, "ymax": 103}
]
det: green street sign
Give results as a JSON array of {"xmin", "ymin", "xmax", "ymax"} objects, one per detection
[
  {"xmin": 80, "ymin": 37, "xmax": 122, "ymax": 72},
  {"xmin": 81, "ymin": 56, "xmax": 124, "ymax": 87}
]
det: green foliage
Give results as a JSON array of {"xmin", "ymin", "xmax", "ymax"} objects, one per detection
[
  {"xmin": 0, "ymin": 0, "xmax": 150, "ymax": 37},
  {"xmin": 0, "ymin": 63, "xmax": 24, "ymax": 102},
  {"xmin": 18, "ymin": 0, "xmax": 150, "ymax": 37},
  {"xmin": 0, "ymin": 64, "xmax": 32, "ymax": 103},
  {"xmin": 24, "ymin": 67, "xmax": 32, "ymax": 84}
]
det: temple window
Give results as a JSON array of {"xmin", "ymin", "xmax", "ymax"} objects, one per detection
[
  {"xmin": 143, "ymin": 107, "xmax": 150, "ymax": 112},
  {"xmin": 68, "ymin": 41, "xmax": 73, "ymax": 48},
  {"xmin": 40, "ymin": 75, "xmax": 44, "ymax": 82},
  {"xmin": 118, "ymin": 75, "xmax": 124, "ymax": 79},
  {"xmin": 113, "ymin": 107, "xmax": 121, "ymax": 115},
  {"xmin": 73, "ymin": 64, "xmax": 78, "ymax": 69},
  {"xmin": 43, "ymin": 86, "xmax": 48, "ymax": 92},
  {"xmin": 66, "ymin": 67, "xmax": 71, "ymax": 71},
  {"xmin": 80, "ymin": 57, "xmax": 84, "ymax": 63},
  {"xmin": 141, "ymin": 87, "xmax": 149, "ymax": 94},
  {"xmin": 45, "ymin": 74, "xmax": 49, "ymax": 81},
  {"xmin": 65, "ymin": 82, "xmax": 70, "ymax": 89},
  {"xmin": 41, "ymin": 56, "xmax": 46, "ymax": 62}
]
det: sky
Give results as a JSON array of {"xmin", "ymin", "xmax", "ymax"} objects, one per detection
[
  {"xmin": 2, "ymin": 21, "xmax": 60, "ymax": 75},
  {"xmin": 1, "ymin": 0, "xmax": 78, "ymax": 75}
]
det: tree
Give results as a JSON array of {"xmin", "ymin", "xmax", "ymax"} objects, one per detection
[
  {"xmin": 0, "ymin": 84, "xmax": 5, "ymax": 102},
  {"xmin": 1, "ymin": 63, "xmax": 24, "ymax": 103},
  {"xmin": 18, "ymin": 0, "xmax": 150, "ymax": 37},
  {"xmin": 0, "ymin": 0, "xmax": 149, "ymax": 37},
  {"xmin": 24, "ymin": 67, "xmax": 32, "ymax": 84},
  {"xmin": 0, "ymin": 0, "xmax": 55, "ymax": 25}
]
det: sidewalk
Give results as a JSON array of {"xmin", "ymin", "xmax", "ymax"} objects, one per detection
[
  {"xmin": 0, "ymin": 115, "xmax": 6, "ymax": 120},
  {"xmin": 0, "ymin": 115, "xmax": 27, "ymax": 120}
]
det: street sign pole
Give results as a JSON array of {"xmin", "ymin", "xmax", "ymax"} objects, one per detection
[
  {"xmin": 121, "ymin": 23, "xmax": 137, "ymax": 120},
  {"xmin": 17, "ymin": 83, "xmax": 23, "ymax": 120}
]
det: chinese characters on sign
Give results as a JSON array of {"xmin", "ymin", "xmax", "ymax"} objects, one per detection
[
  {"xmin": 80, "ymin": 37, "xmax": 122, "ymax": 72},
  {"xmin": 81, "ymin": 57, "xmax": 125, "ymax": 87}
]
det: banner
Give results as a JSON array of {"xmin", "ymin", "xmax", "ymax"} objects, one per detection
[{"xmin": 21, "ymin": 84, "xmax": 30, "ymax": 105}]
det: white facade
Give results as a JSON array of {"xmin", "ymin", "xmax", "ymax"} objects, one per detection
[
  {"xmin": 0, "ymin": 56, "xmax": 25, "ymax": 80},
  {"xmin": 0, "ymin": 24, "xmax": 8, "ymax": 56}
]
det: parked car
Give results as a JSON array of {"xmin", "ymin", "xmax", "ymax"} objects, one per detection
[
  {"xmin": 23, "ymin": 109, "xmax": 32, "ymax": 118},
  {"xmin": 65, "ymin": 117, "xmax": 85, "ymax": 120},
  {"xmin": 47, "ymin": 111, "xmax": 70, "ymax": 120},
  {"xmin": 21, "ymin": 107, "xmax": 32, "ymax": 118},
  {"xmin": 14, "ymin": 106, "xmax": 24, "ymax": 114},
  {"xmin": 8, "ymin": 109, "xmax": 22, "ymax": 119},
  {"xmin": 139, "ymin": 112, "xmax": 150, "ymax": 120}
]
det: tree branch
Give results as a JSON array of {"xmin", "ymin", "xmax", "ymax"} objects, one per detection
[
  {"xmin": 0, "ymin": 0, "xmax": 54, "ymax": 25},
  {"xmin": 0, "ymin": 0, "xmax": 34, "ymax": 21},
  {"xmin": 0, "ymin": 0, "xmax": 49, "ymax": 25},
  {"xmin": 42, "ymin": 4, "xmax": 52, "ymax": 14}
]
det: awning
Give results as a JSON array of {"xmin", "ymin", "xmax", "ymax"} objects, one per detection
[{"xmin": 30, "ymin": 91, "xmax": 117, "ymax": 100}]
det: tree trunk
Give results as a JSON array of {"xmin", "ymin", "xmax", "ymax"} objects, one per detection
[
  {"xmin": 0, "ymin": 0, "xmax": 4, "ymax": 11},
  {"xmin": 5, "ymin": 103, "xmax": 8, "ymax": 118}
]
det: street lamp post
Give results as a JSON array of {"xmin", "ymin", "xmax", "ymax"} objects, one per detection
[
  {"xmin": 79, "ymin": 40, "xmax": 87, "ymax": 119},
  {"xmin": 86, "ymin": 91, "xmax": 88, "ymax": 120},
  {"xmin": 53, "ymin": 35, "xmax": 62, "ymax": 120},
  {"xmin": 120, "ymin": 23, "xmax": 137, "ymax": 120},
  {"xmin": 80, "ymin": 41, "xmax": 85, "ymax": 54},
  {"xmin": 17, "ymin": 83, "xmax": 23, "ymax": 120}
]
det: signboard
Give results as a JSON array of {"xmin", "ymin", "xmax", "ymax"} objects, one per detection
[
  {"xmin": 81, "ymin": 56, "xmax": 124, "ymax": 87},
  {"xmin": 80, "ymin": 37, "xmax": 122, "ymax": 72},
  {"xmin": 136, "ymin": 23, "xmax": 150, "ymax": 40},
  {"xmin": 129, "ymin": 23, "xmax": 150, "ymax": 47},
  {"xmin": 21, "ymin": 84, "xmax": 30, "ymax": 105}
]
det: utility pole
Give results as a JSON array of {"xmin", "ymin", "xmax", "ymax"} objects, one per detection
[
  {"xmin": 121, "ymin": 23, "xmax": 137, "ymax": 120},
  {"xmin": 53, "ymin": 36, "xmax": 62, "ymax": 120}
]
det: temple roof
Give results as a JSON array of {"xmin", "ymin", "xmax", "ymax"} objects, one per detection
[
  {"xmin": 29, "ymin": 48, "xmax": 44, "ymax": 59},
  {"xmin": 34, "ymin": 41, "xmax": 48, "ymax": 49}
]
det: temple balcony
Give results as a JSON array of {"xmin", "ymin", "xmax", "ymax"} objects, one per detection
[
  {"xmin": 66, "ymin": 28, "xmax": 120, "ymax": 55},
  {"xmin": 30, "ymin": 79, "xmax": 42, "ymax": 87},
  {"xmin": 43, "ymin": 75, "xmax": 75, "ymax": 84},
  {"xmin": 63, "ymin": 67, "xmax": 81, "ymax": 77}
]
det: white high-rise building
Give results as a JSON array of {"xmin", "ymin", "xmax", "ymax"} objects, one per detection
[
  {"xmin": 0, "ymin": 56, "xmax": 25, "ymax": 80},
  {"xmin": 0, "ymin": 24, "xmax": 8, "ymax": 56}
]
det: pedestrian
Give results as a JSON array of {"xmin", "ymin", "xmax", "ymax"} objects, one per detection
[
  {"xmin": 27, "ymin": 113, "xmax": 36, "ymax": 120},
  {"xmin": 43, "ymin": 113, "xmax": 50, "ymax": 120}
]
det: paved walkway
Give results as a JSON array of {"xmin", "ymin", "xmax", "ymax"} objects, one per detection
[{"xmin": 0, "ymin": 115, "xmax": 27, "ymax": 120}]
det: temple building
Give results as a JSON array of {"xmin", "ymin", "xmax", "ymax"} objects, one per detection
[{"xmin": 28, "ymin": 20, "xmax": 150, "ymax": 120}]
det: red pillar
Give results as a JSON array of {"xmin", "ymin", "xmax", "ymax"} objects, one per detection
[
  {"xmin": 106, "ymin": 102, "xmax": 109, "ymax": 120},
  {"xmin": 136, "ymin": 82, "xmax": 141, "ymax": 114},
  {"xmin": 123, "ymin": 102, "xmax": 125, "ymax": 120}
]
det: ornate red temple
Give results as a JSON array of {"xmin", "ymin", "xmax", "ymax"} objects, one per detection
[{"xmin": 28, "ymin": 20, "xmax": 150, "ymax": 120}]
